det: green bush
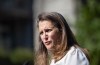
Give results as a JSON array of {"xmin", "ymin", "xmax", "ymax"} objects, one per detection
[
  {"xmin": 9, "ymin": 47, "xmax": 33, "ymax": 64},
  {"xmin": 76, "ymin": 0, "xmax": 100, "ymax": 65},
  {"xmin": 0, "ymin": 47, "xmax": 8, "ymax": 58}
]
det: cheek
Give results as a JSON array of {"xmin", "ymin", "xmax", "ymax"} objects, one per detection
[
  {"xmin": 50, "ymin": 32, "xmax": 60, "ymax": 42},
  {"xmin": 40, "ymin": 36, "xmax": 43, "ymax": 41}
]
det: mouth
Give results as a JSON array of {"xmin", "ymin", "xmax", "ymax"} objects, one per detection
[{"xmin": 44, "ymin": 41, "xmax": 51, "ymax": 45}]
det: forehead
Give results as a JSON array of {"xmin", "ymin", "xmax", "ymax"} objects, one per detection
[{"xmin": 38, "ymin": 20, "xmax": 54, "ymax": 29}]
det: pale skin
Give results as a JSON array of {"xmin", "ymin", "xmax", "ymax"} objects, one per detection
[{"xmin": 38, "ymin": 20, "xmax": 61, "ymax": 51}]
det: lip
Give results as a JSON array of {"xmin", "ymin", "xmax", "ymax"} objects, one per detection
[{"xmin": 44, "ymin": 41, "xmax": 51, "ymax": 45}]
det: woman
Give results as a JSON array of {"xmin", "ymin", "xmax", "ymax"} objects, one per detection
[{"xmin": 35, "ymin": 12, "xmax": 90, "ymax": 65}]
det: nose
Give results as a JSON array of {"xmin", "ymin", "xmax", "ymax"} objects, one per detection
[{"xmin": 43, "ymin": 32, "xmax": 48, "ymax": 40}]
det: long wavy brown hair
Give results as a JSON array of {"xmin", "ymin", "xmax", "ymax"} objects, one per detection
[{"xmin": 34, "ymin": 12, "xmax": 89, "ymax": 65}]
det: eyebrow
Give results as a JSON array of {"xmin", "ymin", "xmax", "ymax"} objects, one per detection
[{"xmin": 39, "ymin": 26, "xmax": 55, "ymax": 32}]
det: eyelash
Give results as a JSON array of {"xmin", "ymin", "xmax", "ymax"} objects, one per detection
[
  {"xmin": 46, "ymin": 29, "xmax": 52, "ymax": 32},
  {"xmin": 40, "ymin": 31, "xmax": 43, "ymax": 35},
  {"xmin": 40, "ymin": 29, "xmax": 52, "ymax": 35}
]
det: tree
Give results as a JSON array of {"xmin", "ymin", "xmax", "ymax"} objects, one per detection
[{"xmin": 76, "ymin": 0, "xmax": 100, "ymax": 65}]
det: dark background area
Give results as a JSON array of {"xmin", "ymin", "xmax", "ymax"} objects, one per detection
[{"xmin": 0, "ymin": 0, "xmax": 33, "ymax": 65}]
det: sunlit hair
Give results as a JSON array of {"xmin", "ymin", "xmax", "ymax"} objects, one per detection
[{"xmin": 35, "ymin": 12, "xmax": 89, "ymax": 65}]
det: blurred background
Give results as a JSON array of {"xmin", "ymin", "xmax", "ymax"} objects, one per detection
[
  {"xmin": 0, "ymin": 0, "xmax": 33, "ymax": 65},
  {"xmin": 0, "ymin": 0, "xmax": 100, "ymax": 65}
]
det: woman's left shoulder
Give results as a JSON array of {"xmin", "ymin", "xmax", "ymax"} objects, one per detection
[
  {"xmin": 70, "ymin": 46, "xmax": 88, "ymax": 59},
  {"xmin": 67, "ymin": 46, "xmax": 89, "ymax": 65}
]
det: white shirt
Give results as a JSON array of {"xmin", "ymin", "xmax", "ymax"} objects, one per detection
[{"xmin": 50, "ymin": 46, "xmax": 89, "ymax": 65}]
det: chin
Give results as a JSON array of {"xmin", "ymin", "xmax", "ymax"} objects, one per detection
[{"xmin": 46, "ymin": 46, "xmax": 52, "ymax": 50}]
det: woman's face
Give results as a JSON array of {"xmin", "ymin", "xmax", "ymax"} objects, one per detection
[{"xmin": 38, "ymin": 20, "xmax": 61, "ymax": 51}]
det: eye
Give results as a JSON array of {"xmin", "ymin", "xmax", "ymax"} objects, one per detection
[
  {"xmin": 45, "ymin": 29, "xmax": 52, "ymax": 32},
  {"xmin": 39, "ymin": 31, "xmax": 43, "ymax": 35}
]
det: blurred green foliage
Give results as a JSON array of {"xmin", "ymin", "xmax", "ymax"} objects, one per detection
[
  {"xmin": 0, "ymin": 47, "xmax": 33, "ymax": 65},
  {"xmin": 76, "ymin": 0, "xmax": 100, "ymax": 65},
  {"xmin": 9, "ymin": 47, "xmax": 33, "ymax": 64},
  {"xmin": 0, "ymin": 47, "xmax": 8, "ymax": 58}
]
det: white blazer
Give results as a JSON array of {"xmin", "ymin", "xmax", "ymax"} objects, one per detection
[{"xmin": 50, "ymin": 46, "xmax": 89, "ymax": 65}]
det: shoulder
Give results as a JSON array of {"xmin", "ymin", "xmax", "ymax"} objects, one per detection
[
  {"xmin": 67, "ymin": 46, "xmax": 88, "ymax": 60},
  {"xmin": 65, "ymin": 46, "xmax": 89, "ymax": 65}
]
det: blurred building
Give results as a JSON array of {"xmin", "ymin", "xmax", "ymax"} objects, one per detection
[{"xmin": 0, "ymin": 0, "xmax": 33, "ymax": 51}]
